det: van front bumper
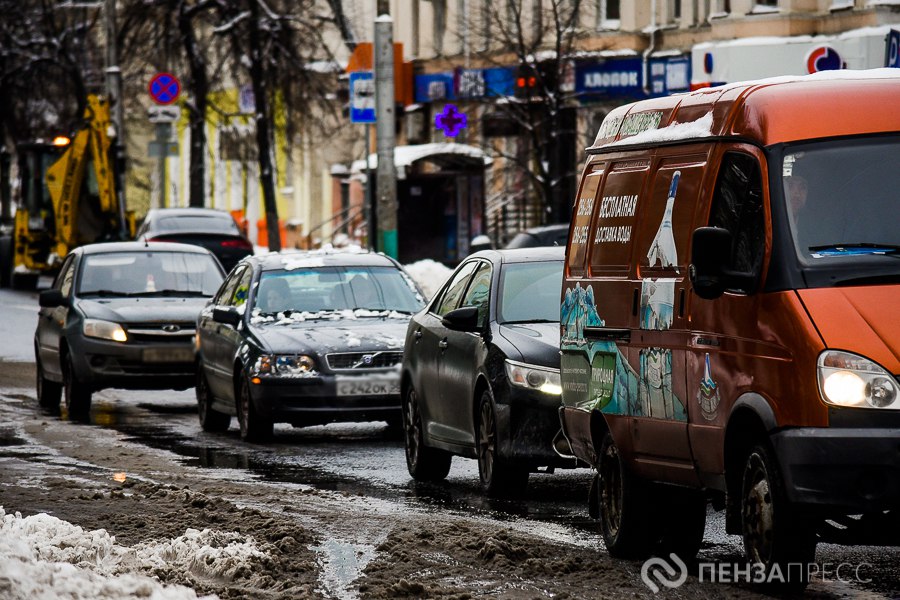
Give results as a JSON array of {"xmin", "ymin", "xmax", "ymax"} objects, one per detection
[{"xmin": 771, "ymin": 427, "xmax": 900, "ymax": 512}]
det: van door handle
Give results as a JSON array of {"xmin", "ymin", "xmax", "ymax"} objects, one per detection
[
  {"xmin": 583, "ymin": 327, "xmax": 631, "ymax": 343},
  {"xmin": 438, "ymin": 339, "xmax": 449, "ymax": 350}
]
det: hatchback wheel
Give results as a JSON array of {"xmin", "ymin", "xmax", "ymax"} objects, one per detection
[
  {"xmin": 403, "ymin": 384, "xmax": 451, "ymax": 481},
  {"xmin": 197, "ymin": 369, "xmax": 230, "ymax": 433},
  {"xmin": 477, "ymin": 390, "xmax": 527, "ymax": 496},
  {"xmin": 36, "ymin": 354, "xmax": 61, "ymax": 410},
  {"xmin": 237, "ymin": 376, "xmax": 273, "ymax": 442},
  {"xmin": 63, "ymin": 353, "xmax": 91, "ymax": 418}
]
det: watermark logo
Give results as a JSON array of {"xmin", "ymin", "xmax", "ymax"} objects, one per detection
[
  {"xmin": 641, "ymin": 553, "xmax": 687, "ymax": 593},
  {"xmin": 640, "ymin": 555, "xmax": 873, "ymax": 591}
]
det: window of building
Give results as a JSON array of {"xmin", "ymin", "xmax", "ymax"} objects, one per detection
[{"xmin": 597, "ymin": 0, "xmax": 620, "ymax": 29}]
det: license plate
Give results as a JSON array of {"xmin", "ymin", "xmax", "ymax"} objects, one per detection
[
  {"xmin": 142, "ymin": 347, "xmax": 194, "ymax": 363},
  {"xmin": 336, "ymin": 377, "xmax": 400, "ymax": 396}
]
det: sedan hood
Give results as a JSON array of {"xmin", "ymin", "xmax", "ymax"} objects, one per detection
[
  {"xmin": 250, "ymin": 315, "xmax": 410, "ymax": 355},
  {"xmin": 498, "ymin": 322, "xmax": 561, "ymax": 369},
  {"xmin": 77, "ymin": 297, "xmax": 210, "ymax": 324},
  {"xmin": 798, "ymin": 286, "xmax": 900, "ymax": 373}
]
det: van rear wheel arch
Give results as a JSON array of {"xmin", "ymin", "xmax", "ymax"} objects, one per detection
[
  {"xmin": 724, "ymin": 395, "xmax": 777, "ymax": 534},
  {"xmin": 589, "ymin": 409, "xmax": 612, "ymax": 468}
]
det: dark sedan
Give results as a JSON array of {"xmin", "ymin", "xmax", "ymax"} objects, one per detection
[
  {"xmin": 34, "ymin": 241, "xmax": 226, "ymax": 417},
  {"xmin": 504, "ymin": 223, "xmax": 569, "ymax": 249},
  {"xmin": 401, "ymin": 246, "xmax": 573, "ymax": 495},
  {"xmin": 195, "ymin": 250, "xmax": 426, "ymax": 442},
  {"xmin": 136, "ymin": 207, "xmax": 254, "ymax": 273}
]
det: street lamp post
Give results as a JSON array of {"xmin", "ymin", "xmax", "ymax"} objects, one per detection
[{"xmin": 105, "ymin": 0, "xmax": 128, "ymax": 238}]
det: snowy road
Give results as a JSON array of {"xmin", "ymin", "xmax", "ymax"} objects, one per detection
[{"xmin": 1, "ymin": 286, "xmax": 898, "ymax": 599}]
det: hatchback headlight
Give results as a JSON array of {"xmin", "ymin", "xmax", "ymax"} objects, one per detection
[
  {"xmin": 505, "ymin": 359, "xmax": 562, "ymax": 395},
  {"xmin": 252, "ymin": 354, "xmax": 316, "ymax": 377},
  {"xmin": 818, "ymin": 350, "xmax": 899, "ymax": 410},
  {"xmin": 83, "ymin": 319, "xmax": 127, "ymax": 342}
]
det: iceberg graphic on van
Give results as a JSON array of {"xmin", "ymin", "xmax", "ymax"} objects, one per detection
[
  {"xmin": 647, "ymin": 170, "xmax": 681, "ymax": 270},
  {"xmin": 561, "ymin": 282, "xmax": 604, "ymax": 345},
  {"xmin": 697, "ymin": 352, "xmax": 721, "ymax": 421}
]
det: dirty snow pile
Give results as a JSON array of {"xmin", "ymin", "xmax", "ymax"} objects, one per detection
[
  {"xmin": 0, "ymin": 506, "xmax": 266, "ymax": 600},
  {"xmin": 403, "ymin": 259, "xmax": 453, "ymax": 299}
]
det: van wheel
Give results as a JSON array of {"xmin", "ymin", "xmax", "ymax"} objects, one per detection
[
  {"xmin": 477, "ymin": 390, "xmax": 528, "ymax": 496},
  {"xmin": 36, "ymin": 354, "xmax": 61, "ymax": 410},
  {"xmin": 657, "ymin": 489, "xmax": 707, "ymax": 561},
  {"xmin": 598, "ymin": 433, "xmax": 656, "ymax": 558},
  {"xmin": 197, "ymin": 369, "xmax": 230, "ymax": 433},
  {"xmin": 237, "ymin": 376, "xmax": 273, "ymax": 442},
  {"xmin": 63, "ymin": 354, "xmax": 91, "ymax": 418},
  {"xmin": 742, "ymin": 443, "xmax": 816, "ymax": 589},
  {"xmin": 403, "ymin": 384, "xmax": 451, "ymax": 481}
]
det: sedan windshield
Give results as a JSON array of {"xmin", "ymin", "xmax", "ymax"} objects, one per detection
[
  {"xmin": 78, "ymin": 252, "xmax": 224, "ymax": 296},
  {"xmin": 498, "ymin": 261, "xmax": 563, "ymax": 324},
  {"xmin": 782, "ymin": 136, "xmax": 900, "ymax": 264},
  {"xmin": 254, "ymin": 266, "xmax": 424, "ymax": 315}
]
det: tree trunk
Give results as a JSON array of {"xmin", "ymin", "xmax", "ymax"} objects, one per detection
[
  {"xmin": 178, "ymin": 0, "xmax": 209, "ymax": 209},
  {"xmin": 247, "ymin": 0, "xmax": 281, "ymax": 252}
]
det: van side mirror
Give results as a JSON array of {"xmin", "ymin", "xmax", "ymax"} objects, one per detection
[
  {"xmin": 689, "ymin": 227, "xmax": 757, "ymax": 300},
  {"xmin": 442, "ymin": 306, "xmax": 480, "ymax": 332},
  {"xmin": 213, "ymin": 306, "xmax": 242, "ymax": 327},
  {"xmin": 39, "ymin": 289, "xmax": 68, "ymax": 308}
]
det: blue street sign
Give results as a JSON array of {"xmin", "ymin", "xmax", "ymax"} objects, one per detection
[
  {"xmin": 886, "ymin": 29, "xmax": 900, "ymax": 68},
  {"xmin": 349, "ymin": 72, "xmax": 376, "ymax": 123},
  {"xmin": 149, "ymin": 72, "xmax": 181, "ymax": 105}
]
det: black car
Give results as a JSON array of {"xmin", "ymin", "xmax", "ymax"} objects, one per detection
[
  {"xmin": 195, "ymin": 249, "xmax": 426, "ymax": 441},
  {"xmin": 136, "ymin": 207, "xmax": 254, "ymax": 273},
  {"xmin": 504, "ymin": 223, "xmax": 570, "ymax": 249},
  {"xmin": 401, "ymin": 246, "xmax": 572, "ymax": 494},
  {"xmin": 34, "ymin": 241, "xmax": 226, "ymax": 417}
]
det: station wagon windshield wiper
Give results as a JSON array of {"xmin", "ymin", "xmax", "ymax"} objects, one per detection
[
  {"xmin": 809, "ymin": 243, "xmax": 900, "ymax": 258},
  {"xmin": 79, "ymin": 289, "xmax": 135, "ymax": 297},
  {"xmin": 131, "ymin": 289, "xmax": 211, "ymax": 297}
]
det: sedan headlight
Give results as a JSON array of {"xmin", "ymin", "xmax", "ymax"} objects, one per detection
[
  {"xmin": 505, "ymin": 359, "xmax": 562, "ymax": 395},
  {"xmin": 818, "ymin": 350, "xmax": 899, "ymax": 410},
  {"xmin": 252, "ymin": 354, "xmax": 317, "ymax": 377},
  {"xmin": 83, "ymin": 319, "xmax": 127, "ymax": 342}
]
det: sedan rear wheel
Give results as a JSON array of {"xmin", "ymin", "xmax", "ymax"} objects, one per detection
[
  {"xmin": 403, "ymin": 384, "xmax": 451, "ymax": 481},
  {"xmin": 197, "ymin": 368, "xmax": 230, "ymax": 433},
  {"xmin": 36, "ymin": 354, "xmax": 61, "ymax": 410},
  {"xmin": 63, "ymin": 353, "xmax": 91, "ymax": 419},
  {"xmin": 477, "ymin": 390, "xmax": 528, "ymax": 496},
  {"xmin": 237, "ymin": 375, "xmax": 273, "ymax": 443}
]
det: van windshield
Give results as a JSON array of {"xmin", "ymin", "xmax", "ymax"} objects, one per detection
[{"xmin": 782, "ymin": 136, "xmax": 900, "ymax": 268}]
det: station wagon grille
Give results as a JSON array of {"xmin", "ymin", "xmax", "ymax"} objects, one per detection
[
  {"xmin": 126, "ymin": 322, "xmax": 196, "ymax": 343},
  {"xmin": 326, "ymin": 351, "xmax": 402, "ymax": 371}
]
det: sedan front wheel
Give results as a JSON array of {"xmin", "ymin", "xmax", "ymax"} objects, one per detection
[
  {"xmin": 237, "ymin": 375, "xmax": 273, "ymax": 443},
  {"xmin": 477, "ymin": 390, "xmax": 528, "ymax": 496}
]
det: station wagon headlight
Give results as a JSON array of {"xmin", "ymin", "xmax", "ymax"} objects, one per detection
[
  {"xmin": 253, "ymin": 354, "xmax": 316, "ymax": 377},
  {"xmin": 83, "ymin": 319, "xmax": 127, "ymax": 343},
  {"xmin": 505, "ymin": 359, "xmax": 562, "ymax": 395},
  {"xmin": 818, "ymin": 351, "xmax": 899, "ymax": 409}
]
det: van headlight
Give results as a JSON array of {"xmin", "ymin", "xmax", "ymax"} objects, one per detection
[
  {"xmin": 252, "ymin": 354, "xmax": 316, "ymax": 377},
  {"xmin": 83, "ymin": 319, "xmax": 127, "ymax": 342},
  {"xmin": 505, "ymin": 359, "xmax": 562, "ymax": 395},
  {"xmin": 818, "ymin": 351, "xmax": 898, "ymax": 409}
]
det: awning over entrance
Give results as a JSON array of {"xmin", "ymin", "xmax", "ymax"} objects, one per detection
[{"xmin": 351, "ymin": 143, "xmax": 492, "ymax": 180}]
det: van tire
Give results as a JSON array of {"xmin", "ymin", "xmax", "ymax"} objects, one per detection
[
  {"xmin": 477, "ymin": 390, "xmax": 528, "ymax": 496},
  {"xmin": 597, "ymin": 433, "xmax": 656, "ymax": 559},
  {"xmin": 403, "ymin": 384, "xmax": 451, "ymax": 481},
  {"xmin": 741, "ymin": 442, "xmax": 816, "ymax": 589}
]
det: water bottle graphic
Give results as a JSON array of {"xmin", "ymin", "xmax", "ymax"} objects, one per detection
[{"xmin": 647, "ymin": 170, "xmax": 680, "ymax": 270}]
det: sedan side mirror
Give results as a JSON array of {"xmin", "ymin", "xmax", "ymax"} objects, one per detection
[
  {"xmin": 689, "ymin": 227, "xmax": 757, "ymax": 300},
  {"xmin": 212, "ymin": 306, "xmax": 242, "ymax": 327},
  {"xmin": 441, "ymin": 306, "xmax": 480, "ymax": 332},
  {"xmin": 39, "ymin": 289, "xmax": 68, "ymax": 308}
]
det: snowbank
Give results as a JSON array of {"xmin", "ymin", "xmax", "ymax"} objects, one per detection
[
  {"xmin": 0, "ymin": 507, "xmax": 267, "ymax": 600},
  {"xmin": 403, "ymin": 259, "xmax": 453, "ymax": 300}
]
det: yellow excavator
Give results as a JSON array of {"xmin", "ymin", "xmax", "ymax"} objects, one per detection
[{"xmin": 0, "ymin": 95, "xmax": 134, "ymax": 288}]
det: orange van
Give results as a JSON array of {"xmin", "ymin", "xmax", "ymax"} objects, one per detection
[{"xmin": 559, "ymin": 70, "xmax": 900, "ymax": 580}]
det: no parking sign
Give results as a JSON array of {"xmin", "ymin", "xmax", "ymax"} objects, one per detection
[{"xmin": 148, "ymin": 72, "xmax": 181, "ymax": 105}]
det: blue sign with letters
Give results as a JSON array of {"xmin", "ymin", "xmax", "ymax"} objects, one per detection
[
  {"xmin": 415, "ymin": 73, "xmax": 456, "ymax": 103},
  {"xmin": 349, "ymin": 72, "xmax": 376, "ymax": 124},
  {"xmin": 575, "ymin": 56, "xmax": 691, "ymax": 100},
  {"xmin": 886, "ymin": 29, "xmax": 900, "ymax": 68}
]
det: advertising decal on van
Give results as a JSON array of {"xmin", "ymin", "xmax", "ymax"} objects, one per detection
[{"xmin": 697, "ymin": 353, "xmax": 720, "ymax": 420}]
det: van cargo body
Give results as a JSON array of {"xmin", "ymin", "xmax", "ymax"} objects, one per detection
[{"xmin": 559, "ymin": 70, "xmax": 900, "ymax": 580}]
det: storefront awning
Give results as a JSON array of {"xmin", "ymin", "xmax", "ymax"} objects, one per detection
[{"xmin": 351, "ymin": 143, "xmax": 492, "ymax": 180}]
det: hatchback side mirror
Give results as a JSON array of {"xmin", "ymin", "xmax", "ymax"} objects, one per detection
[
  {"xmin": 442, "ymin": 306, "xmax": 480, "ymax": 332},
  {"xmin": 39, "ymin": 289, "xmax": 68, "ymax": 308},
  {"xmin": 689, "ymin": 227, "xmax": 757, "ymax": 300},
  {"xmin": 213, "ymin": 306, "xmax": 242, "ymax": 327}
]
